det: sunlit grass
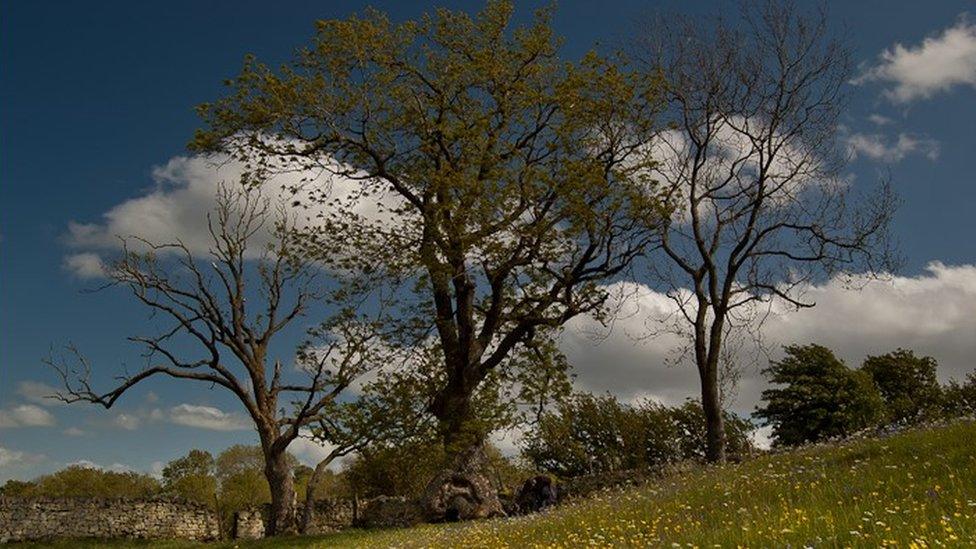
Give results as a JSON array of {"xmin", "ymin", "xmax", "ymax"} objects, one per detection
[{"xmin": 18, "ymin": 421, "xmax": 976, "ymax": 547}]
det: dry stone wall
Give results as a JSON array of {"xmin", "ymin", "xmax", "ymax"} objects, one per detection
[
  {"xmin": 304, "ymin": 499, "xmax": 356, "ymax": 534},
  {"xmin": 0, "ymin": 497, "xmax": 219, "ymax": 543}
]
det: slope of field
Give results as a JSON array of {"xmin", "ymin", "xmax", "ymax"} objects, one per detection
[{"xmin": 20, "ymin": 421, "xmax": 976, "ymax": 547}]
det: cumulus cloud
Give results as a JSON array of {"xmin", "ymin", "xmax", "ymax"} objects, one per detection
[
  {"xmin": 287, "ymin": 431, "xmax": 340, "ymax": 468},
  {"xmin": 64, "ymin": 154, "xmax": 398, "ymax": 268},
  {"xmin": 16, "ymin": 381, "xmax": 62, "ymax": 406},
  {"xmin": 846, "ymin": 132, "xmax": 940, "ymax": 162},
  {"xmin": 168, "ymin": 404, "xmax": 251, "ymax": 431},
  {"xmin": 647, "ymin": 116, "xmax": 847, "ymax": 229},
  {"xmin": 0, "ymin": 447, "xmax": 27, "ymax": 468},
  {"xmin": 67, "ymin": 460, "xmax": 133, "ymax": 473},
  {"xmin": 560, "ymin": 262, "xmax": 976, "ymax": 417},
  {"xmin": 62, "ymin": 252, "xmax": 109, "ymax": 279},
  {"xmin": 111, "ymin": 413, "xmax": 140, "ymax": 431},
  {"xmin": 62, "ymin": 427, "xmax": 86, "ymax": 436},
  {"xmin": 0, "ymin": 404, "xmax": 56, "ymax": 428},
  {"xmin": 0, "ymin": 446, "xmax": 47, "ymax": 481},
  {"xmin": 867, "ymin": 114, "xmax": 894, "ymax": 126},
  {"xmin": 854, "ymin": 15, "xmax": 976, "ymax": 102}
]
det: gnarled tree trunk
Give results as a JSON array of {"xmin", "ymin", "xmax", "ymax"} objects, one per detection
[
  {"xmin": 264, "ymin": 449, "xmax": 297, "ymax": 536},
  {"xmin": 423, "ymin": 391, "xmax": 504, "ymax": 522},
  {"xmin": 422, "ymin": 441, "xmax": 505, "ymax": 522}
]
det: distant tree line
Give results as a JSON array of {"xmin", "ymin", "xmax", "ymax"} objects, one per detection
[{"xmin": 755, "ymin": 345, "xmax": 976, "ymax": 447}]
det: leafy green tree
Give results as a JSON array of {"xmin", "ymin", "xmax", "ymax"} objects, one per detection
[
  {"xmin": 7, "ymin": 465, "xmax": 160, "ymax": 498},
  {"xmin": 190, "ymin": 0, "xmax": 667, "ymax": 518},
  {"xmin": 861, "ymin": 349, "xmax": 943, "ymax": 425},
  {"xmin": 161, "ymin": 449, "xmax": 217, "ymax": 505},
  {"xmin": 755, "ymin": 344, "xmax": 885, "ymax": 446},
  {"xmin": 942, "ymin": 372, "xmax": 976, "ymax": 418},
  {"xmin": 212, "ymin": 444, "xmax": 302, "ymax": 534}
]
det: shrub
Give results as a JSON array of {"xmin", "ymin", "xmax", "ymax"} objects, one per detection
[
  {"xmin": 942, "ymin": 372, "xmax": 976, "ymax": 418},
  {"xmin": 342, "ymin": 437, "xmax": 522, "ymax": 499},
  {"xmin": 755, "ymin": 344, "xmax": 885, "ymax": 447},
  {"xmin": 861, "ymin": 349, "xmax": 943, "ymax": 425},
  {"xmin": 522, "ymin": 394, "xmax": 753, "ymax": 478},
  {"xmin": 669, "ymin": 400, "xmax": 755, "ymax": 461},
  {"xmin": 1, "ymin": 465, "xmax": 160, "ymax": 498}
]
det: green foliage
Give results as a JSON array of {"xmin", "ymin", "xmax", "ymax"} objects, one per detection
[
  {"xmin": 342, "ymin": 438, "xmax": 447, "ymax": 499},
  {"xmin": 191, "ymin": 0, "xmax": 667, "ymax": 446},
  {"xmin": 522, "ymin": 394, "xmax": 753, "ymax": 478},
  {"xmin": 160, "ymin": 449, "xmax": 217, "ymax": 506},
  {"xmin": 294, "ymin": 464, "xmax": 350, "ymax": 502},
  {"xmin": 668, "ymin": 400, "xmax": 754, "ymax": 461},
  {"xmin": 2, "ymin": 465, "xmax": 160, "ymax": 499},
  {"xmin": 341, "ymin": 436, "xmax": 523, "ymax": 499},
  {"xmin": 0, "ymin": 479, "xmax": 35, "ymax": 497},
  {"xmin": 862, "ymin": 349, "xmax": 944, "ymax": 425},
  {"xmin": 755, "ymin": 344, "xmax": 885, "ymax": 446},
  {"xmin": 942, "ymin": 372, "xmax": 976, "ymax": 418}
]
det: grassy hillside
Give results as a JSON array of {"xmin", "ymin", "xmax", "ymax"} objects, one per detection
[{"xmin": 20, "ymin": 421, "xmax": 976, "ymax": 547}]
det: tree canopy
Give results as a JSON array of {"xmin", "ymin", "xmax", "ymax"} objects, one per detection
[{"xmin": 755, "ymin": 344, "xmax": 885, "ymax": 446}]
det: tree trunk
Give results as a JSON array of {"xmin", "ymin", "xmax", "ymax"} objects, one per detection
[
  {"xmin": 423, "ymin": 388, "xmax": 504, "ymax": 522},
  {"xmin": 699, "ymin": 356, "xmax": 726, "ymax": 463},
  {"xmin": 299, "ymin": 458, "xmax": 331, "ymax": 534},
  {"xmin": 264, "ymin": 449, "xmax": 297, "ymax": 536},
  {"xmin": 421, "ymin": 441, "xmax": 505, "ymax": 522}
]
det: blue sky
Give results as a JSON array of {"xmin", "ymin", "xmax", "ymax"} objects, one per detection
[{"xmin": 2, "ymin": 0, "xmax": 975, "ymax": 481}]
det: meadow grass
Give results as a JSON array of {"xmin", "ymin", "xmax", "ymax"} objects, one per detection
[{"xmin": 17, "ymin": 421, "xmax": 976, "ymax": 547}]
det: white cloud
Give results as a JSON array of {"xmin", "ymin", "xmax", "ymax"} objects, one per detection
[
  {"xmin": 16, "ymin": 381, "xmax": 62, "ymax": 406},
  {"xmin": 846, "ymin": 132, "xmax": 940, "ymax": 162},
  {"xmin": 0, "ymin": 446, "xmax": 47, "ymax": 481},
  {"xmin": 62, "ymin": 427, "xmax": 86, "ymax": 436},
  {"xmin": 67, "ymin": 460, "xmax": 132, "ymax": 473},
  {"xmin": 0, "ymin": 404, "xmax": 56, "ymax": 428},
  {"xmin": 490, "ymin": 426, "xmax": 526, "ymax": 458},
  {"xmin": 561, "ymin": 263, "xmax": 976, "ymax": 417},
  {"xmin": 287, "ymin": 431, "xmax": 339, "ymax": 468},
  {"xmin": 867, "ymin": 114, "xmax": 894, "ymax": 126},
  {"xmin": 62, "ymin": 252, "xmax": 109, "ymax": 279},
  {"xmin": 150, "ymin": 460, "xmax": 166, "ymax": 479},
  {"xmin": 65, "ymin": 154, "xmax": 398, "ymax": 262},
  {"xmin": 168, "ymin": 404, "xmax": 251, "ymax": 431},
  {"xmin": 0, "ymin": 447, "xmax": 26, "ymax": 469},
  {"xmin": 648, "ymin": 116, "xmax": 846, "ymax": 228},
  {"xmin": 111, "ymin": 413, "xmax": 140, "ymax": 431},
  {"xmin": 855, "ymin": 15, "xmax": 976, "ymax": 102}
]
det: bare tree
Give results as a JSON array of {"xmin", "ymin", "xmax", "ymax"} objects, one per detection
[
  {"xmin": 633, "ymin": 2, "xmax": 897, "ymax": 462},
  {"xmin": 48, "ymin": 184, "xmax": 388, "ymax": 535}
]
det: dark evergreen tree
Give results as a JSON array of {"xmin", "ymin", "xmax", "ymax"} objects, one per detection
[
  {"xmin": 755, "ymin": 344, "xmax": 884, "ymax": 446},
  {"xmin": 861, "ymin": 349, "xmax": 943, "ymax": 425}
]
